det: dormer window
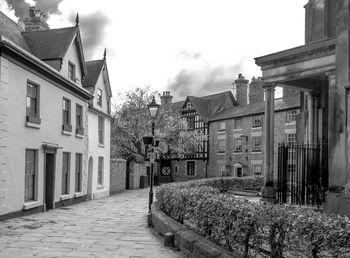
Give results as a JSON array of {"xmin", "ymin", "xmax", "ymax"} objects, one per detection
[
  {"xmin": 68, "ymin": 62, "xmax": 76, "ymax": 81},
  {"xmin": 97, "ymin": 89, "xmax": 102, "ymax": 107}
]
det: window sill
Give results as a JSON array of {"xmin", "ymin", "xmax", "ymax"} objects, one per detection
[
  {"xmin": 98, "ymin": 143, "xmax": 105, "ymax": 148},
  {"xmin": 251, "ymin": 151, "xmax": 262, "ymax": 154},
  {"xmin": 233, "ymin": 152, "xmax": 243, "ymax": 155},
  {"xmin": 76, "ymin": 133, "xmax": 84, "ymax": 139},
  {"xmin": 74, "ymin": 192, "xmax": 84, "ymax": 198},
  {"xmin": 60, "ymin": 194, "xmax": 73, "ymax": 201},
  {"xmin": 62, "ymin": 130, "xmax": 72, "ymax": 136},
  {"xmin": 25, "ymin": 121, "xmax": 40, "ymax": 129},
  {"xmin": 218, "ymin": 130, "xmax": 226, "ymax": 134},
  {"xmin": 252, "ymin": 127, "xmax": 262, "ymax": 130},
  {"xmin": 23, "ymin": 201, "xmax": 41, "ymax": 210},
  {"xmin": 233, "ymin": 128, "xmax": 242, "ymax": 131},
  {"xmin": 217, "ymin": 152, "xmax": 226, "ymax": 155},
  {"xmin": 97, "ymin": 185, "xmax": 104, "ymax": 189},
  {"xmin": 285, "ymin": 121, "xmax": 296, "ymax": 126}
]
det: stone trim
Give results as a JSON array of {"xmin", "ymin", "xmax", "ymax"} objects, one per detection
[
  {"xmin": 151, "ymin": 202, "xmax": 242, "ymax": 258},
  {"xmin": 23, "ymin": 201, "xmax": 41, "ymax": 210}
]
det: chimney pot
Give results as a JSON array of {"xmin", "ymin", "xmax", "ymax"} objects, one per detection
[{"xmin": 234, "ymin": 74, "xmax": 249, "ymax": 105}]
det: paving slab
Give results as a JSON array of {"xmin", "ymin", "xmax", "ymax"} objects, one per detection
[{"xmin": 0, "ymin": 188, "xmax": 186, "ymax": 258}]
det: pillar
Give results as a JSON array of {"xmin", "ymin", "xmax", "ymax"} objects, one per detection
[
  {"xmin": 307, "ymin": 92, "xmax": 319, "ymax": 144},
  {"xmin": 261, "ymin": 83, "xmax": 276, "ymax": 203},
  {"xmin": 345, "ymin": 86, "xmax": 350, "ymax": 194}
]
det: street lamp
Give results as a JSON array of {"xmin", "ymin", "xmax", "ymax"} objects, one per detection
[{"xmin": 144, "ymin": 95, "xmax": 160, "ymax": 221}]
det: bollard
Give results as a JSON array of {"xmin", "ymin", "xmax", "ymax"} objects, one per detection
[{"xmin": 164, "ymin": 232, "xmax": 174, "ymax": 247}]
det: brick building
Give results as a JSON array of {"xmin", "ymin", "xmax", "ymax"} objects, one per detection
[{"xmin": 164, "ymin": 75, "xmax": 300, "ymax": 181}]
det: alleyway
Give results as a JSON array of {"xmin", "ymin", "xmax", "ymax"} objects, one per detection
[{"xmin": 0, "ymin": 188, "xmax": 186, "ymax": 258}]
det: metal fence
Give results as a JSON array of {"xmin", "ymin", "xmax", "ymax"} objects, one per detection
[{"xmin": 277, "ymin": 143, "xmax": 328, "ymax": 208}]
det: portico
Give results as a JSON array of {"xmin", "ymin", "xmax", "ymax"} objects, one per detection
[{"xmin": 255, "ymin": 0, "xmax": 350, "ymax": 215}]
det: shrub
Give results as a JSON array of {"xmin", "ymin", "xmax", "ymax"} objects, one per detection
[{"xmin": 156, "ymin": 178, "xmax": 350, "ymax": 258}]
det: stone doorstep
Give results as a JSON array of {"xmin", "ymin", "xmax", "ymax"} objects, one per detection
[{"xmin": 152, "ymin": 202, "xmax": 242, "ymax": 258}]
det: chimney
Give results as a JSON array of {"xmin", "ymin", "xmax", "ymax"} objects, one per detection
[
  {"xmin": 249, "ymin": 77, "xmax": 264, "ymax": 104},
  {"xmin": 160, "ymin": 91, "xmax": 173, "ymax": 106},
  {"xmin": 234, "ymin": 73, "xmax": 249, "ymax": 105},
  {"xmin": 24, "ymin": 7, "xmax": 49, "ymax": 31}
]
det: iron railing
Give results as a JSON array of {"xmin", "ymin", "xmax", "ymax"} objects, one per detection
[{"xmin": 277, "ymin": 143, "xmax": 328, "ymax": 208}]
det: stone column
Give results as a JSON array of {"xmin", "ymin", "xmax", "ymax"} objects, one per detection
[
  {"xmin": 345, "ymin": 86, "xmax": 350, "ymax": 194},
  {"xmin": 307, "ymin": 92, "xmax": 319, "ymax": 144},
  {"xmin": 326, "ymin": 71, "xmax": 336, "ymax": 149},
  {"xmin": 261, "ymin": 83, "xmax": 276, "ymax": 203}
]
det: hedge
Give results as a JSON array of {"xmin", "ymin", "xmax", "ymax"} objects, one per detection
[{"xmin": 156, "ymin": 178, "xmax": 350, "ymax": 258}]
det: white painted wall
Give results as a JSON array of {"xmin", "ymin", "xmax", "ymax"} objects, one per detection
[
  {"xmin": 1, "ymin": 54, "xmax": 89, "ymax": 215},
  {"xmin": 60, "ymin": 39, "xmax": 83, "ymax": 87}
]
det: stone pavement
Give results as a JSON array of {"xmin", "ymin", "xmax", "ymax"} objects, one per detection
[{"xmin": 0, "ymin": 188, "xmax": 186, "ymax": 258}]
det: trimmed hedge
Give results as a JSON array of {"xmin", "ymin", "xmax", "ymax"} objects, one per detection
[{"xmin": 156, "ymin": 178, "xmax": 350, "ymax": 258}]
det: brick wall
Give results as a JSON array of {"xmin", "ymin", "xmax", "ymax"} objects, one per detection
[
  {"xmin": 110, "ymin": 159, "xmax": 126, "ymax": 194},
  {"xmin": 128, "ymin": 161, "xmax": 147, "ymax": 189},
  {"xmin": 0, "ymin": 57, "xmax": 8, "ymax": 214},
  {"xmin": 209, "ymin": 109, "xmax": 298, "ymax": 179},
  {"xmin": 172, "ymin": 160, "xmax": 207, "ymax": 182}
]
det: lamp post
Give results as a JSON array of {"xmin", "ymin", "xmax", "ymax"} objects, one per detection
[{"xmin": 146, "ymin": 95, "xmax": 160, "ymax": 216}]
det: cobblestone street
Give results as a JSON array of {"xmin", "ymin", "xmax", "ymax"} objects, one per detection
[{"xmin": 0, "ymin": 188, "xmax": 186, "ymax": 258}]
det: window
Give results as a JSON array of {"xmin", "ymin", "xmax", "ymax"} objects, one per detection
[
  {"xmin": 25, "ymin": 149, "xmax": 37, "ymax": 202},
  {"xmin": 253, "ymin": 164, "xmax": 262, "ymax": 176},
  {"xmin": 286, "ymin": 133, "xmax": 296, "ymax": 145},
  {"xmin": 233, "ymin": 138, "xmax": 243, "ymax": 153},
  {"xmin": 62, "ymin": 152, "xmax": 70, "ymax": 195},
  {"xmin": 234, "ymin": 118, "xmax": 242, "ymax": 130},
  {"xmin": 218, "ymin": 139, "xmax": 226, "ymax": 153},
  {"xmin": 286, "ymin": 109, "xmax": 299, "ymax": 123},
  {"xmin": 26, "ymin": 82, "xmax": 40, "ymax": 123},
  {"xmin": 97, "ymin": 89, "xmax": 102, "ymax": 107},
  {"xmin": 187, "ymin": 161, "xmax": 195, "ymax": 176},
  {"xmin": 218, "ymin": 121, "xmax": 226, "ymax": 131},
  {"xmin": 174, "ymin": 165, "xmax": 178, "ymax": 174},
  {"xmin": 252, "ymin": 136, "xmax": 262, "ymax": 153},
  {"xmin": 76, "ymin": 104, "xmax": 84, "ymax": 135},
  {"xmin": 98, "ymin": 116, "xmax": 105, "ymax": 145},
  {"xmin": 219, "ymin": 164, "xmax": 226, "ymax": 177},
  {"xmin": 252, "ymin": 115, "xmax": 263, "ymax": 128},
  {"xmin": 68, "ymin": 62, "xmax": 76, "ymax": 81},
  {"xmin": 62, "ymin": 98, "xmax": 72, "ymax": 131},
  {"xmin": 75, "ymin": 153, "xmax": 82, "ymax": 192},
  {"xmin": 187, "ymin": 116, "xmax": 195, "ymax": 130},
  {"xmin": 98, "ymin": 157, "xmax": 104, "ymax": 185}
]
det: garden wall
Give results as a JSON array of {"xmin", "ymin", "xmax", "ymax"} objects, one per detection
[{"xmin": 110, "ymin": 159, "xmax": 126, "ymax": 194}]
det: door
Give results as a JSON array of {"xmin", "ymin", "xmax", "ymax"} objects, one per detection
[
  {"xmin": 237, "ymin": 167, "xmax": 242, "ymax": 177},
  {"xmin": 87, "ymin": 157, "xmax": 93, "ymax": 200},
  {"xmin": 45, "ymin": 153, "xmax": 55, "ymax": 210}
]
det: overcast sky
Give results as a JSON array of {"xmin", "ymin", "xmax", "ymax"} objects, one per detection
[{"xmin": 1, "ymin": 0, "xmax": 306, "ymax": 102}]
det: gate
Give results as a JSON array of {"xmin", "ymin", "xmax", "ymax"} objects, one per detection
[
  {"xmin": 160, "ymin": 159, "xmax": 172, "ymax": 177},
  {"xmin": 277, "ymin": 143, "xmax": 328, "ymax": 207}
]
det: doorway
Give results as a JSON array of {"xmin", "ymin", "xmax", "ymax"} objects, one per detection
[
  {"xmin": 87, "ymin": 157, "xmax": 93, "ymax": 200},
  {"xmin": 45, "ymin": 153, "xmax": 56, "ymax": 210}
]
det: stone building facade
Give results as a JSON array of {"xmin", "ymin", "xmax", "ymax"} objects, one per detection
[
  {"xmin": 0, "ymin": 9, "xmax": 111, "ymax": 219},
  {"xmin": 255, "ymin": 0, "xmax": 350, "ymax": 215}
]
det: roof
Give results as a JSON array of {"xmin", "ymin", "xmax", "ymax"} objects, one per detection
[
  {"xmin": 22, "ymin": 27, "xmax": 78, "ymax": 59},
  {"xmin": 83, "ymin": 58, "xmax": 112, "ymax": 98},
  {"xmin": 0, "ymin": 12, "xmax": 30, "ymax": 51},
  {"xmin": 182, "ymin": 91, "xmax": 236, "ymax": 123},
  {"xmin": 83, "ymin": 59, "xmax": 105, "ymax": 87},
  {"xmin": 210, "ymin": 92, "xmax": 300, "ymax": 122}
]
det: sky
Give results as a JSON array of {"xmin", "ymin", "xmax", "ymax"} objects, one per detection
[{"xmin": 0, "ymin": 0, "xmax": 306, "ymax": 102}]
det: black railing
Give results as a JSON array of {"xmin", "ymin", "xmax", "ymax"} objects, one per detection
[{"xmin": 277, "ymin": 143, "xmax": 328, "ymax": 208}]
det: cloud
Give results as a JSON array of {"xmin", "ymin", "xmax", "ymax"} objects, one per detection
[
  {"xmin": 179, "ymin": 50, "xmax": 202, "ymax": 60},
  {"xmin": 168, "ymin": 62, "xmax": 244, "ymax": 100},
  {"xmin": 5, "ymin": 0, "xmax": 62, "ymax": 19},
  {"xmin": 68, "ymin": 12, "xmax": 110, "ymax": 60}
]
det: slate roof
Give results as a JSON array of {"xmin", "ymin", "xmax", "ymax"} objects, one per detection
[
  {"xmin": 211, "ymin": 91, "xmax": 300, "ymax": 122},
  {"xmin": 0, "ymin": 12, "xmax": 30, "ymax": 51},
  {"xmin": 83, "ymin": 59, "xmax": 105, "ymax": 88},
  {"xmin": 182, "ymin": 91, "xmax": 236, "ymax": 123},
  {"xmin": 22, "ymin": 27, "xmax": 78, "ymax": 60}
]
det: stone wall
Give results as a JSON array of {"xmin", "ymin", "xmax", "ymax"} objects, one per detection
[
  {"xmin": 110, "ymin": 159, "xmax": 126, "ymax": 194},
  {"xmin": 128, "ymin": 161, "xmax": 147, "ymax": 190},
  {"xmin": 172, "ymin": 160, "xmax": 207, "ymax": 182}
]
